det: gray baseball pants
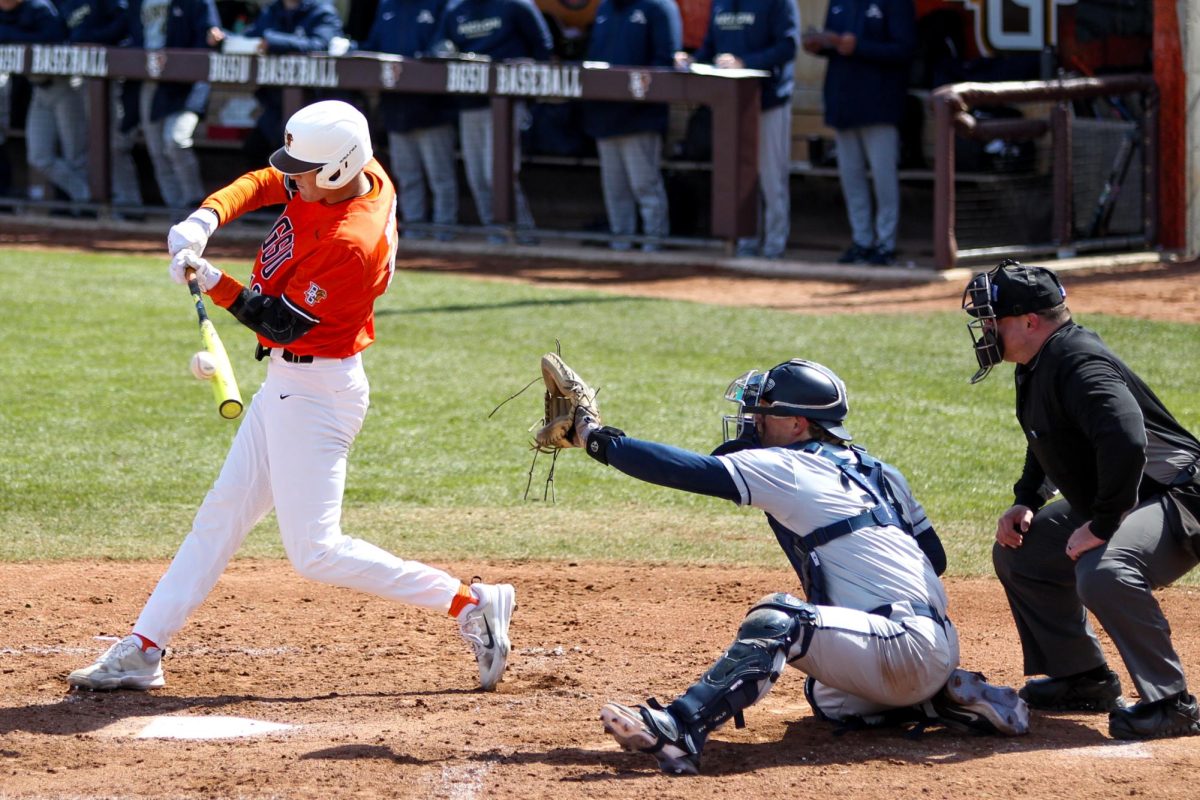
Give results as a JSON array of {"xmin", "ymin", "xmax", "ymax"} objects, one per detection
[
  {"xmin": 388, "ymin": 124, "xmax": 458, "ymax": 239},
  {"xmin": 596, "ymin": 131, "xmax": 668, "ymax": 250},
  {"xmin": 834, "ymin": 123, "xmax": 900, "ymax": 251},
  {"xmin": 737, "ymin": 103, "xmax": 791, "ymax": 259},
  {"xmin": 139, "ymin": 81, "xmax": 205, "ymax": 209},
  {"xmin": 26, "ymin": 78, "xmax": 90, "ymax": 202},
  {"xmin": 993, "ymin": 494, "xmax": 1200, "ymax": 703},
  {"xmin": 458, "ymin": 105, "xmax": 534, "ymax": 231}
]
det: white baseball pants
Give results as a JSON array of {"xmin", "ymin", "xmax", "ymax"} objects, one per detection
[{"xmin": 134, "ymin": 352, "xmax": 463, "ymax": 646}]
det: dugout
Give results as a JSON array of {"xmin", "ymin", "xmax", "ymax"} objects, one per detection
[{"xmin": 0, "ymin": 0, "xmax": 1190, "ymax": 267}]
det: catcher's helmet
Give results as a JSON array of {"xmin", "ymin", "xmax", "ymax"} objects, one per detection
[
  {"xmin": 269, "ymin": 100, "xmax": 373, "ymax": 190},
  {"xmin": 722, "ymin": 359, "xmax": 852, "ymax": 443}
]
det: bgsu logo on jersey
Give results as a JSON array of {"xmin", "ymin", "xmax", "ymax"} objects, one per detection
[
  {"xmin": 260, "ymin": 217, "xmax": 296, "ymax": 278},
  {"xmin": 304, "ymin": 282, "xmax": 328, "ymax": 306}
]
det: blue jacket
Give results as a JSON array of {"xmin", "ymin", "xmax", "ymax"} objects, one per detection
[
  {"xmin": 0, "ymin": 0, "xmax": 65, "ymax": 44},
  {"xmin": 359, "ymin": 0, "xmax": 454, "ymax": 133},
  {"xmin": 434, "ymin": 0, "xmax": 552, "ymax": 109},
  {"xmin": 247, "ymin": 0, "xmax": 342, "ymax": 53},
  {"xmin": 693, "ymin": 0, "xmax": 798, "ymax": 110},
  {"xmin": 127, "ymin": 0, "xmax": 220, "ymax": 120},
  {"xmin": 60, "ymin": 0, "xmax": 128, "ymax": 44},
  {"xmin": 815, "ymin": 0, "xmax": 914, "ymax": 129},
  {"xmin": 581, "ymin": 0, "xmax": 680, "ymax": 140}
]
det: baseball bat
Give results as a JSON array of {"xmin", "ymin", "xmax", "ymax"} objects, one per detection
[{"xmin": 186, "ymin": 268, "xmax": 244, "ymax": 419}]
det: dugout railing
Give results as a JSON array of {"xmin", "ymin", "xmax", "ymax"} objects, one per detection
[
  {"xmin": 0, "ymin": 45, "xmax": 764, "ymax": 250},
  {"xmin": 931, "ymin": 73, "xmax": 1158, "ymax": 270}
]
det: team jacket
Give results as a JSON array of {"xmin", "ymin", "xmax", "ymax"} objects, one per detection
[
  {"xmin": 692, "ymin": 0, "xmax": 799, "ymax": 110},
  {"xmin": 201, "ymin": 159, "xmax": 398, "ymax": 359},
  {"xmin": 0, "ymin": 0, "xmax": 65, "ymax": 44},
  {"xmin": 1012, "ymin": 322, "xmax": 1200, "ymax": 539},
  {"xmin": 126, "ymin": 0, "xmax": 220, "ymax": 121},
  {"xmin": 358, "ymin": 0, "xmax": 455, "ymax": 133},
  {"xmin": 581, "ymin": 0, "xmax": 681, "ymax": 140},
  {"xmin": 432, "ymin": 0, "xmax": 553, "ymax": 110},
  {"xmin": 246, "ymin": 0, "xmax": 342, "ymax": 53},
  {"xmin": 60, "ymin": 0, "xmax": 129, "ymax": 45},
  {"xmin": 812, "ymin": 0, "xmax": 915, "ymax": 129}
]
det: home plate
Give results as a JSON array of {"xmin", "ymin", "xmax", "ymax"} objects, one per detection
[{"xmin": 135, "ymin": 715, "xmax": 296, "ymax": 740}]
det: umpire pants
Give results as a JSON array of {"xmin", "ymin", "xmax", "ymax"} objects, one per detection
[{"xmin": 993, "ymin": 495, "xmax": 1200, "ymax": 703}]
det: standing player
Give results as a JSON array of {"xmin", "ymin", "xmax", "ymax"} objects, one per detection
[
  {"xmin": 558, "ymin": 357, "xmax": 1027, "ymax": 775},
  {"xmin": 68, "ymin": 100, "xmax": 515, "ymax": 693}
]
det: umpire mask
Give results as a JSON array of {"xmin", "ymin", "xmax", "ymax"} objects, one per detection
[{"xmin": 962, "ymin": 269, "xmax": 1004, "ymax": 384}]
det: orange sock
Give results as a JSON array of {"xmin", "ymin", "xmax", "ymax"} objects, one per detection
[
  {"xmin": 132, "ymin": 633, "xmax": 158, "ymax": 651},
  {"xmin": 448, "ymin": 584, "xmax": 479, "ymax": 618}
]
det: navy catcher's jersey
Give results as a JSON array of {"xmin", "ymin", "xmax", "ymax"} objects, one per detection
[{"xmin": 717, "ymin": 445, "xmax": 947, "ymax": 615}]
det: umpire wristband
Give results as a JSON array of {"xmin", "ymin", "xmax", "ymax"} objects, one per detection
[{"xmin": 585, "ymin": 426, "xmax": 626, "ymax": 466}]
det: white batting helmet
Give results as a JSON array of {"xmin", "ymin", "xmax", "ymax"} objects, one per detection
[{"xmin": 269, "ymin": 100, "xmax": 373, "ymax": 190}]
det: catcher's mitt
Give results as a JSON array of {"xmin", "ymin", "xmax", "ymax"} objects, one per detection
[{"xmin": 534, "ymin": 353, "xmax": 600, "ymax": 451}]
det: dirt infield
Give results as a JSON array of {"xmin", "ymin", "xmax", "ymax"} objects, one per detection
[
  {"xmin": 4, "ymin": 230, "xmax": 1200, "ymax": 798},
  {"xmin": 4, "ymin": 561, "xmax": 1200, "ymax": 800}
]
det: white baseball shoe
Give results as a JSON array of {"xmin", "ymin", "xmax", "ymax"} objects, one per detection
[
  {"xmin": 68, "ymin": 635, "xmax": 165, "ymax": 691},
  {"xmin": 600, "ymin": 702, "xmax": 700, "ymax": 776},
  {"xmin": 458, "ymin": 582, "xmax": 515, "ymax": 691},
  {"xmin": 932, "ymin": 669, "xmax": 1030, "ymax": 736}
]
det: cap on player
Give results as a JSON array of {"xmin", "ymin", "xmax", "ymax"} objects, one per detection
[{"xmin": 971, "ymin": 262, "xmax": 1067, "ymax": 318}]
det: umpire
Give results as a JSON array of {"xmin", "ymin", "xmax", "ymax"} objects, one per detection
[{"xmin": 963, "ymin": 259, "xmax": 1200, "ymax": 740}]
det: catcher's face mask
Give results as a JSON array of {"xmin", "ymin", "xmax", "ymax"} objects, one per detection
[
  {"xmin": 722, "ymin": 369, "xmax": 767, "ymax": 445},
  {"xmin": 963, "ymin": 270, "xmax": 1005, "ymax": 384}
]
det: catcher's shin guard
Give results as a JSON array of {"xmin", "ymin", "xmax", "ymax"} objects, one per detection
[{"xmin": 667, "ymin": 594, "xmax": 816, "ymax": 747}]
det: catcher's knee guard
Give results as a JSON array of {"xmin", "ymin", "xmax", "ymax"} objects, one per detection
[{"xmin": 668, "ymin": 594, "xmax": 817, "ymax": 747}]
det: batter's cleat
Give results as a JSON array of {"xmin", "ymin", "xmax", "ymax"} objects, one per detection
[
  {"xmin": 458, "ymin": 582, "xmax": 515, "ymax": 691},
  {"xmin": 67, "ymin": 635, "xmax": 164, "ymax": 691},
  {"xmin": 1019, "ymin": 668, "xmax": 1125, "ymax": 712},
  {"xmin": 1109, "ymin": 693, "xmax": 1200, "ymax": 740},
  {"xmin": 600, "ymin": 701, "xmax": 700, "ymax": 776},
  {"xmin": 932, "ymin": 669, "xmax": 1030, "ymax": 736}
]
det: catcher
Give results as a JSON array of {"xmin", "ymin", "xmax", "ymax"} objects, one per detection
[{"xmin": 536, "ymin": 354, "xmax": 1029, "ymax": 775}]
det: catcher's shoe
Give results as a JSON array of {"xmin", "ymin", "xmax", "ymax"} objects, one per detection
[
  {"xmin": 458, "ymin": 582, "xmax": 515, "ymax": 691},
  {"xmin": 1109, "ymin": 692, "xmax": 1200, "ymax": 740},
  {"xmin": 1019, "ymin": 668, "xmax": 1125, "ymax": 712},
  {"xmin": 600, "ymin": 701, "xmax": 700, "ymax": 776},
  {"xmin": 67, "ymin": 635, "xmax": 164, "ymax": 691},
  {"xmin": 931, "ymin": 669, "xmax": 1030, "ymax": 736}
]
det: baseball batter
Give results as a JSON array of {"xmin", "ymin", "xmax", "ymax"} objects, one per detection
[
  {"xmin": 68, "ymin": 100, "xmax": 515, "ymax": 693},
  {"xmin": 561, "ymin": 358, "xmax": 1028, "ymax": 774}
]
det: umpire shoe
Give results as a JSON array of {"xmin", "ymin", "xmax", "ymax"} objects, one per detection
[
  {"xmin": 931, "ymin": 669, "xmax": 1031, "ymax": 736},
  {"xmin": 458, "ymin": 582, "xmax": 515, "ymax": 691},
  {"xmin": 600, "ymin": 701, "xmax": 700, "ymax": 776},
  {"xmin": 67, "ymin": 635, "xmax": 164, "ymax": 691},
  {"xmin": 1109, "ymin": 693, "xmax": 1200, "ymax": 740},
  {"xmin": 1019, "ymin": 668, "xmax": 1125, "ymax": 711}
]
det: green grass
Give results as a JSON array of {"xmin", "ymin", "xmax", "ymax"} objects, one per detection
[{"xmin": 1, "ymin": 248, "xmax": 1197, "ymax": 579}]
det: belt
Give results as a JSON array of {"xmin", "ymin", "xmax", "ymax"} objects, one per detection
[
  {"xmin": 871, "ymin": 602, "xmax": 949, "ymax": 627},
  {"xmin": 255, "ymin": 343, "xmax": 313, "ymax": 364}
]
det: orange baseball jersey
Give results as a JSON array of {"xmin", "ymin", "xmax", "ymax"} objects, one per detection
[{"xmin": 203, "ymin": 159, "xmax": 398, "ymax": 358}]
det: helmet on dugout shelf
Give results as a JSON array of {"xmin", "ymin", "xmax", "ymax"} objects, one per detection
[{"xmin": 270, "ymin": 100, "xmax": 373, "ymax": 190}]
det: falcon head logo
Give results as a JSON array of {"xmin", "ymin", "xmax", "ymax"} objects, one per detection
[
  {"xmin": 304, "ymin": 282, "xmax": 327, "ymax": 306},
  {"xmin": 285, "ymin": 132, "xmax": 294, "ymax": 150}
]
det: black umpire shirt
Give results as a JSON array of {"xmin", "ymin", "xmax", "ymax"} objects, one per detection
[{"xmin": 1011, "ymin": 322, "xmax": 1200, "ymax": 540}]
